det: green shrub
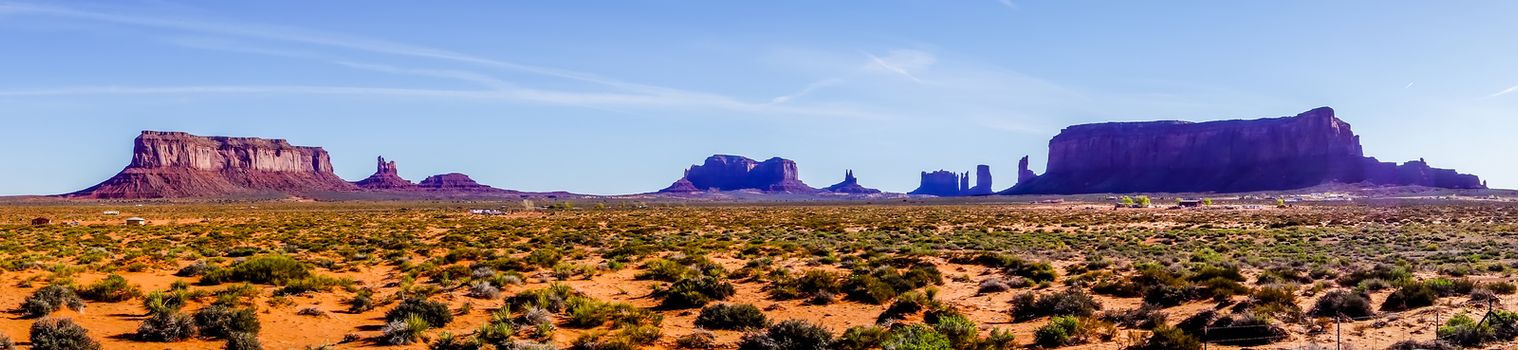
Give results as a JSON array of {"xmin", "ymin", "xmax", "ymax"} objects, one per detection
[
  {"xmin": 1206, "ymin": 311, "xmax": 1286, "ymax": 346},
  {"xmin": 1385, "ymin": 340, "xmax": 1458, "ymax": 350},
  {"xmin": 929, "ymin": 313, "xmax": 977, "ymax": 349},
  {"xmin": 1309, "ymin": 290, "xmax": 1374, "ymax": 318},
  {"xmin": 1244, "ymin": 284, "xmax": 1299, "ymax": 316},
  {"xmin": 564, "ymin": 296, "xmax": 660, "ymax": 329},
  {"xmin": 965, "ymin": 254, "xmax": 1057, "ymax": 283},
  {"xmin": 273, "ymin": 275, "xmax": 352, "ymax": 296},
  {"xmin": 136, "ymin": 311, "xmax": 197, "ymax": 342},
  {"xmin": 879, "ymin": 288, "xmax": 942, "ymax": 323},
  {"xmin": 570, "ymin": 324, "xmax": 661, "ymax": 350},
  {"xmin": 77, "ymin": 275, "xmax": 140, "ymax": 302},
  {"xmin": 29, "ymin": 317, "xmax": 100, "ymax": 350},
  {"xmin": 1336, "ymin": 264, "xmax": 1410, "ymax": 287},
  {"xmin": 843, "ymin": 274, "xmax": 896, "ymax": 304},
  {"xmin": 142, "ymin": 290, "xmax": 193, "ymax": 316},
  {"xmin": 1126, "ymin": 326, "xmax": 1200, "ymax": 350},
  {"xmin": 1033, "ymin": 316, "xmax": 1079, "ymax": 348},
  {"xmin": 526, "ymin": 248, "xmax": 562, "ymax": 268},
  {"xmin": 20, "ymin": 285, "xmax": 86, "ymax": 318},
  {"xmin": 1011, "ymin": 289, "xmax": 1102, "ymax": 321},
  {"xmin": 508, "ymin": 283, "xmax": 580, "ymax": 312},
  {"xmin": 738, "ymin": 319, "xmax": 833, "ymax": 350},
  {"xmin": 1102, "ymin": 305, "xmax": 1167, "ymax": 329},
  {"xmin": 430, "ymin": 331, "xmax": 483, "ymax": 350},
  {"xmin": 1426, "ymin": 278, "xmax": 1476, "ymax": 297},
  {"xmin": 385, "ymin": 298, "xmax": 453, "ymax": 327},
  {"xmin": 382, "ymin": 314, "xmax": 431, "ymax": 345},
  {"xmin": 200, "ymin": 255, "xmax": 310, "ymax": 285},
  {"xmin": 835, "ymin": 326, "xmax": 888, "ymax": 350},
  {"xmin": 637, "ymin": 258, "xmax": 689, "ymax": 282},
  {"xmin": 695, "ymin": 303, "xmax": 767, "ymax": 330},
  {"xmin": 976, "ymin": 328, "xmax": 1017, "ymax": 350},
  {"xmin": 225, "ymin": 332, "xmax": 262, "ymax": 350},
  {"xmin": 676, "ymin": 330, "xmax": 717, "ymax": 349},
  {"xmin": 883, "ymin": 324, "xmax": 951, "ymax": 350},
  {"xmin": 193, "ymin": 305, "xmax": 260, "ymax": 339},
  {"xmin": 1382, "ymin": 282, "xmax": 1438, "ymax": 311},
  {"xmin": 657, "ymin": 275, "xmax": 735, "ymax": 309},
  {"xmin": 1482, "ymin": 281, "xmax": 1517, "ymax": 295},
  {"xmin": 1437, "ymin": 313, "xmax": 1490, "ymax": 346}
]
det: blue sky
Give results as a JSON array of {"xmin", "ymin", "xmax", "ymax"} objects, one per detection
[{"xmin": 2, "ymin": 1, "xmax": 1516, "ymax": 195}]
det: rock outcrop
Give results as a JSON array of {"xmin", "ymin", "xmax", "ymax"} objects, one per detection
[
  {"xmin": 910, "ymin": 170, "xmax": 963, "ymax": 196},
  {"xmin": 69, "ymin": 131, "xmax": 356, "ymax": 198},
  {"xmin": 966, "ymin": 165, "xmax": 993, "ymax": 195},
  {"xmin": 659, "ymin": 155, "xmax": 816, "ymax": 193},
  {"xmin": 354, "ymin": 156, "xmax": 417, "ymax": 190},
  {"xmin": 910, "ymin": 165, "xmax": 992, "ymax": 196},
  {"xmin": 1016, "ymin": 156, "xmax": 1037, "ymax": 187},
  {"xmin": 1006, "ymin": 107, "xmax": 1485, "ymax": 194},
  {"xmin": 659, "ymin": 170, "xmax": 702, "ymax": 193},
  {"xmin": 418, "ymin": 173, "xmax": 498, "ymax": 191},
  {"xmin": 823, "ymin": 170, "xmax": 882, "ymax": 194}
]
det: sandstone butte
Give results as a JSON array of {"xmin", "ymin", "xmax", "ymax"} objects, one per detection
[
  {"xmin": 659, "ymin": 154, "xmax": 816, "ymax": 193},
  {"xmin": 69, "ymin": 131, "xmax": 518, "ymax": 199},
  {"xmin": 1004, "ymin": 107, "xmax": 1486, "ymax": 194},
  {"xmin": 68, "ymin": 131, "xmax": 356, "ymax": 199},
  {"xmin": 822, "ymin": 170, "xmax": 882, "ymax": 194},
  {"xmin": 909, "ymin": 165, "xmax": 993, "ymax": 197}
]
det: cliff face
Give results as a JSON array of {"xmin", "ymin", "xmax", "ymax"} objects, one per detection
[
  {"xmin": 1008, "ymin": 107, "xmax": 1485, "ymax": 194},
  {"xmin": 659, "ymin": 155, "xmax": 815, "ymax": 193},
  {"xmin": 70, "ymin": 131, "xmax": 355, "ymax": 198},
  {"xmin": 823, "ymin": 170, "xmax": 882, "ymax": 194},
  {"xmin": 354, "ymin": 156, "xmax": 417, "ymax": 190}
]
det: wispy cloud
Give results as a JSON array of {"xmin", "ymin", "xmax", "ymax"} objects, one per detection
[
  {"xmin": 0, "ymin": 2, "xmax": 894, "ymax": 120},
  {"xmin": 863, "ymin": 49, "xmax": 936, "ymax": 83},
  {"xmin": 769, "ymin": 78, "xmax": 843, "ymax": 105},
  {"xmin": 997, "ymin": 0, "xmax": 1018, "ymax": 10},
  {"xmin": 1489, "ymin": 85, "xmax": 1518, "ymax": 98}
]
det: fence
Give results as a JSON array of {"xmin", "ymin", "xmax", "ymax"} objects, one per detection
[{"xmin": 1185, "ymin": 299, "xmax": 1501, "ymax": 350}]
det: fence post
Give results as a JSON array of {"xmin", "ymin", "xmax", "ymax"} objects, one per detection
[
  {"xmin": 1335, "ymin": 315, "xmax": 1341, "ymax": 350},
  {"xmin": 1202, "ymin": 326, "xmax": 1207, "ymax": 350}
]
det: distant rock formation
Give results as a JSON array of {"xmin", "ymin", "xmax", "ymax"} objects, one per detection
[
  {"xmin": 1006, "ymin": 107, "xmax": 1485, "ymax": 194},
  {"xmin": 1016, "ymin": 156, "xmax": 1037, "ymax": 187},
  {"xmin": 418, "ymin": 173, "xmax": 498, "ymax": 191},
  {"xmin": 659, "ymin": 170, "xmax": 702, "ymax": 193},
  {"xmin": 910, "ymin": 165, "xmax": 992, "ymax": 196},
  {"xmin": 68, "ymin": 131, "xmax": 356, "ymax": 198},
  {"xmin": 966, "ymin": 165, "xmax": 993, "ymax": 195},
  {"xmin": 659, "ymin": 155, "xmax": 816, "ymax": 193},
  {"xmin": 910, "ymin": 170, "xmax": 962, "ymax": 196},
  {"xmin": 354, "ymin": 156, "xmax": 417, "ymax": 190},
  {"xmin": 823, "ymin": 170, "xmax": 881, "ymax": 194}
]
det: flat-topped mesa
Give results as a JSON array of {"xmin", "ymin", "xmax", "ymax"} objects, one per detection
[
  {"xmin": 69, "ymin": 131, "xmax": 355, "ymax": 198},
  {"xmin": 659, "ymin": 154, "xmax": 817, "ymax": 193},
  {"xmin": 417, "ymin": 173, "xmax": 500, "ymax": 192},
  {"xmin": 354, "ymin": 156, "xmax": 417, "ymax": 190},
  {"xmin": 1006, "ymin": 107, "xmax": 1485, "ymax": 194},
  {"xmin": 823, "ymin": 170, "xmax": 882, "ymax": 194}
]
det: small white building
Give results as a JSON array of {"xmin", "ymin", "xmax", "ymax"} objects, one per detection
[
  {"xmin": 103, "ymin": 210, "xmax": 120, "ymax": 216},
  {"xmin": 125, "ymin": 217, "xmax": 147, "ymax": 226}
]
